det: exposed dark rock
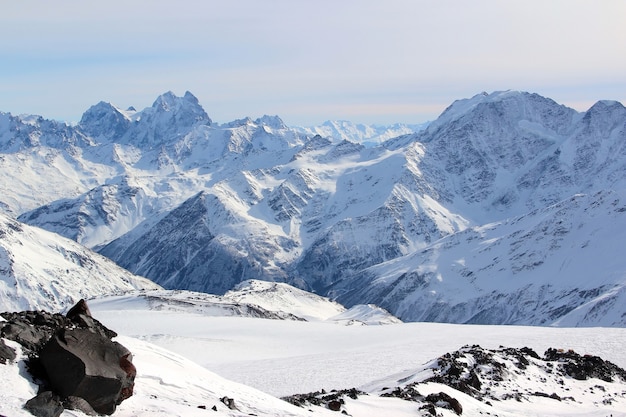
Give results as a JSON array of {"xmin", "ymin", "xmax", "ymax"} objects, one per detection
[
  {"xmin": 531, "ymin": 391, "xmax": 562, "ymax": 401},
  {"xmin": 65, "ymin": 299, "xmax": 92, "ymax": 321},
  {"xmin": 39, "ymin": 327, "xmax": 134, "ymax": 415},
  {"xmin": 63, "ymin": 396, "xmax": 98, "ymax": 416},
  {"xmin": 220, "ymin": 396, "xmax": 238, "ymax": 410},
  {"xmin": 419, "ymin": 402, "xmax": 437, "ymax": 416},
  {"xmin": 1, "ymin": 315, "xmax": 52, "ymax": 352},
  {"xmin": 426, "ymin": 345, "xmax": 490, "ymax": 397},
  {"xmin": 0, "ymin": 338, "xmax": 16, "ymax": 364},
  {"xmin": 23, "ymin": 391, "xmax": 64, "ymax": 417},
  {"xmin": 0, "ymin": 302, "xmax": 116, "ymax": 356},
  {"xmin": 327, "ymin": 399, "xmax": 342, "ymax": 411},
  {"xmin": 380, "ymin": 384, "xmax": 424, "ymax": 402},
  {"xmin": 2, "ymin": 300, "xmax": 134, "ymax": 416},
  {"xmin": 544, "ymin": 348, "xmax": 626, "ymax": 382},
  {"xmin": 385, "ymin": 344, "xmax": 625, "ymax": 410},
  {"xmin": 425, "ymin": 392, "xmax": 463, "ymax": 415},
  {"xmin": 282, "ymin": 388, "xmax": 364, "ymax": 409}
]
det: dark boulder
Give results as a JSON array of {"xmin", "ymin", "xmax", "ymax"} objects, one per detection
[
  {"xmin": 39, "ymin": 327, "xmax": 135, "ymax": 415},
  {"xmin": 1, "ymin": 317, "xmax": 50, "ymax": 352},
  {"xmin": 0, "ymin": 305, "xmax": 116, "ymax": 355},
  {"xmin": 23, "ymin": 391, "xmax": 64, "ymax": 417},
  {"xmin": 0, "ymin": 338, "xmax": 16, "ymax": 364},
  {"xmin": 63, "ymin": 396, "xmax": 99, "ymax": 416},
  {"xmin": 2, "ymin": 299, "xmax": 135, "ymax": 416},
  {"xmin": 544, "ymin": 348, "xmax": 626, "ymax": 382},
  {"xmin": 425, "ymin": 392, "xmax": 463, "ymax": 415}
]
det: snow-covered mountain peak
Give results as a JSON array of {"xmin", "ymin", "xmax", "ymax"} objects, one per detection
[
  {"xmin": 426, "ymin": 90, "xmax": 578, "ymax": 139},
  {"xmin": 294, "ymin": 119, "xmax": 427, "ymax": 146},
  {"xmin": 581, "ymin": 99, "xmax": 626, "ymax": 131},
  {"xmin": 255, "ymin": 115, "xmax": 287, "ymax": 130},
  {"xmin": 79, "ymin": 101, "xmax": 132, "ymax": 141},
  {"xmin": 147, "ymin": 90, "xmax": 211, "ymax": 125},
  {"xmin": 151, "ymin": 90, "xmax": 204, "ymax": 115},
  {"xmin": 591, "ymin": 99, "xmax": 626, "ymax": 111}
]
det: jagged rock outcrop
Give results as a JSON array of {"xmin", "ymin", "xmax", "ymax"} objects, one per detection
[
  {"xmin": 284, "ymin": 344, "xmax": 626, "ymax": 416},
  {"xmin": 378, "ymin": 345, "xmax": 626, "ymax": 406},
  {"xmin": 0, "ymin": 300, "xmax": 135, "ymax": 416},
  {"xmin": 0, "ymin": 337, "xmax": 16, "ymax": 364}
]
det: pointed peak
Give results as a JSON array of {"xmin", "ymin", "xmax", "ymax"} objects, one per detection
[
  {"xmin": 83, "ymin": 101, "xmax": 121, "ymax": 113},
  {"xmin": 224, "ymin": 117, "xmax": 255, "ymax": 128},
  {"xmin": 152, "ymin": 91, "xmax": 179, "ymax": 110},
  {"xmin": 152, "ymin": 91, "xmax": 201, "ymax": 109},
  {"xmin": 79, "ymin": 101, "xmax": 131, "ymax": 138},
  {"xmin": 146, "ymin": 91, "xmax": 211, "ymax": 127},
  {"xmin": 183, "ymin": 91, "xmax": 199, "ymax": 104},
  {"xmin": 255, "ymin": 115, "xmax": 286, "ymax": 130},
  {"xmin": 587, "ymin": 99, "xmax": 626, "ymax": 113}
]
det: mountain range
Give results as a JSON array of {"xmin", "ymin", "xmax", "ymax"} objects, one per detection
[{"xmin": 1, "ymin": 90, "xmax": 625, "ymax": 326}]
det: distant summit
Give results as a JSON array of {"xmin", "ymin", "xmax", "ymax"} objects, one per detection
[
  {"xmin": 2, "ymin": 90, "xmax": 626, "ymax": 326},
  {"xmin": 293, "ymin": 119, "xmax": 429, "ymax": 146}
]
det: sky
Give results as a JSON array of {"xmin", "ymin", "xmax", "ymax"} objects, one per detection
[{"xmin": 1, "ymin": 0, "xmax": 625, "ymax": 126}]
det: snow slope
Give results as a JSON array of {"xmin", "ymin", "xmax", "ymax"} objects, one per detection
[
  {"xmin": 335, "ymin": 190, "xmax": 626, "ymax": 326},
  {"xmin": 87, "ymin": 279, "xmax": 400, "ymax": 324},
  {"xmin": 3, "ymin": 90, "xmax": 626, "ymax": 326},
  {"xmin": 0, "ymin": 213, "xmax": 160, "ymax": 312},
  {"xmin": 293, "ymin": 119, "xmax": 429, "ymax": 146},
  {"xmin": 90, "ymin": 301, "xmax": 626, "ymax": 416},
  {"xmin": 3, "ymin": 293, "xmax": 626, "ymax": 417}
]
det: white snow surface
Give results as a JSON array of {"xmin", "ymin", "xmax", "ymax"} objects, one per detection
[
  {"xmin": 226, "ymin": 279, "xmax": 346, "ymax": 321},
  {"xmin": 86, "ymin": 280, "xmax": 401, "ymax": 324},
  {"xmin": 7, "ymin": 297, "xmax": 626, "ymax": 417},
  {"xmin": 0, "ymin": 212, "xmax": 160, "ymax": 312},
  {"xmin": 293, "ymin": 119, "xmax": 429, "ymax": 146},
  {"xmin": 2, "ymin": 290, "xmax": 626, "ymax": 416}
]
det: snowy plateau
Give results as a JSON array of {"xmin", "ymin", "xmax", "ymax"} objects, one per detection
[{"xmin": 2, "ymin": 90, "xmax": 626, "ymax": 416}]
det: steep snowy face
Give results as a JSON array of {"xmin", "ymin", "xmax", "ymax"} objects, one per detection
[
  {"xmin": 558, "ymin": 100, "xmax": 626, "ymax": 186},
  {"xmin": 79, "ymin": 101, "xmax": 133, "ymax": 141},
  {"xmin": 5, "ymin": 90, "xmax": 626, "ymax": 327},
  {"xmin": 410, "ymin": 91, "xmax": 582, "ymax": 220},
  {"xmin": 294, "ymin": 119, "xmax": 428, "ymax": 146},
  {"xmin": 335, "ymin": 191, "xmax": 626, "ymax": 326},
  {"xmin": 97, "ymin": 90, "xmax": 213, "ymax": 149},
  {"xmin": 0, "ymin": 112, "xmax": 92, "ymax": 152},
  {"xmin": 0, "ymin": 213, "xmax": 160, "ymax": 312},
  {"xmin": 100, "ymin": 192, "xmax": 298, "ymax": 294},
  {"xmin": 17, "ymin": 177, "xmax": 153, "ymax": 248}
]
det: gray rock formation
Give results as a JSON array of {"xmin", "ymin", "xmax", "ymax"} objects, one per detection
[
  {"xmin": 0, "ymin": 299, "xmax": 135, "ymax": 416},
  {"xmin": 40, "ymin": 328, "xmax": 135, "ymax": 415}
]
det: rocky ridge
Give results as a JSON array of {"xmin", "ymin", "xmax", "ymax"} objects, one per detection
[
  {"xmin": 284, "ymin": 344, "xmax": 626, "ymax": 416},
  {"xmin": 2, "ymin": 90, "xmax": 626, "ymax": 326}
]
